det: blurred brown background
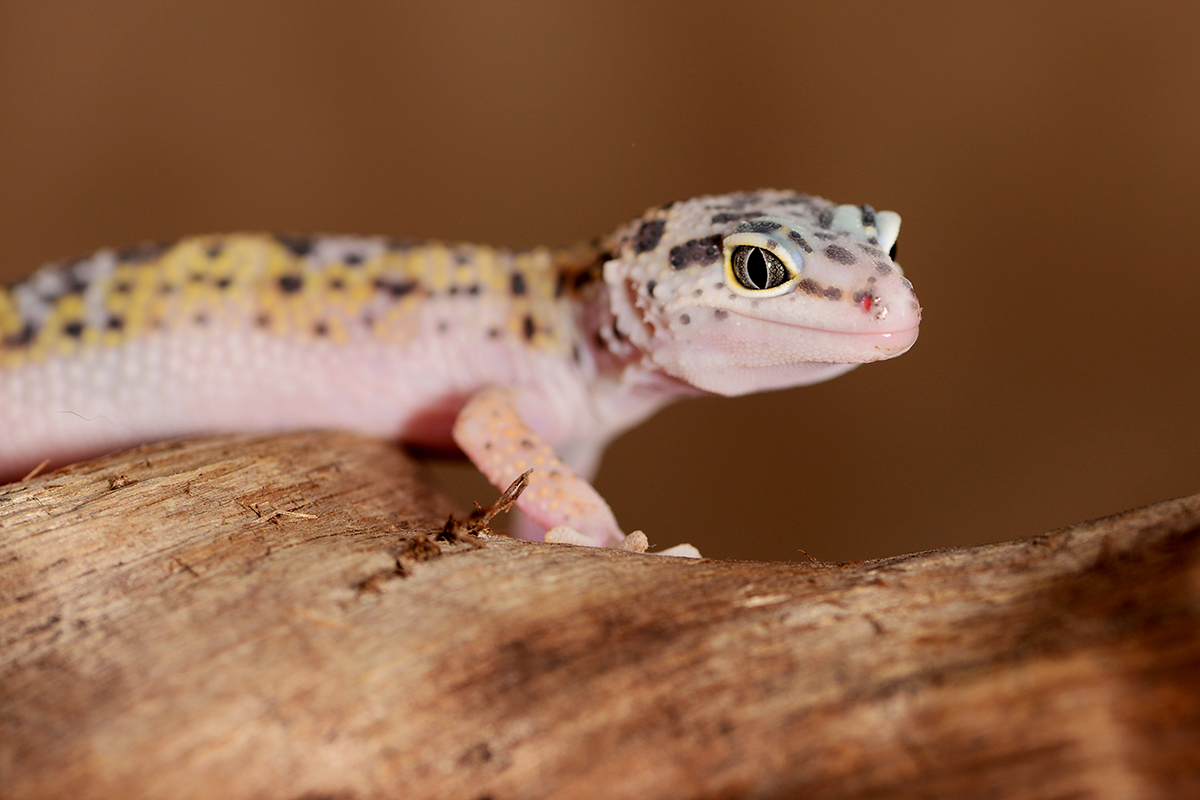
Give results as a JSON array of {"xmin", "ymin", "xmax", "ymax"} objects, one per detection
[{"xmin": 1, "ymin": 1, "xmax": 1196, "ymax": 562}]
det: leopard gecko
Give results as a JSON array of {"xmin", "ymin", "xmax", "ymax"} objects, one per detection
[{"xmin": 0, "ymin": 191, "xmax": 920, "ymax": 553}]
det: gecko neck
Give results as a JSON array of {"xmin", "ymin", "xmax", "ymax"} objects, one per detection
[{"xmin": 577, "ymin": 272, "xmax": 705, "ymax": 416}]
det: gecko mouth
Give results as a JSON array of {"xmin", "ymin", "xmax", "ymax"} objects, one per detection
[{"xmin": 728, "ymin": 311, "xmax": 921, "ymax": 363}]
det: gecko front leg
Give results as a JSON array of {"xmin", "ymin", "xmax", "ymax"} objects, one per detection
[{"xmin": 452, "ymin": 386, "xmax": 645, "ymax": 551}]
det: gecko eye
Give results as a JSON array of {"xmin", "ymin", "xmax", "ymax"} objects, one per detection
[{"xmin": 730, "ymin": 246, "xmax": 791, "ymax": 291}]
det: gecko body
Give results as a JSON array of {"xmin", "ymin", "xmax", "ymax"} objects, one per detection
[{"xmin": 0, "ymin": 191, "xmax": 920, "ymax": 551}]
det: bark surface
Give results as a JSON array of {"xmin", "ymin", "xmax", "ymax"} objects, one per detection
[{"xmin": 1, "ymin": 432, "xmax": 1197, "ymax": 799}]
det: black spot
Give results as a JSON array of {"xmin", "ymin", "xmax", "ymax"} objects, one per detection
[
  {"xmin": 4, "ymin": 322, "xmax": 37, "ymax": 347},
  {"xmin": 328, "ymin": 278, "xmax": 345, "ymax": 291},
  {"xmin": 634, "ymin": 220, "xmax": 666, "ymax": 254},
  {"xmin": 860, "ymin": 204, "xmax": 876, "ymax": 228},
  {"xmin": 646, "ymin": 279, "xmax": 657, "ymax": 298},
  {"xmin": 114, "ymin": 281, "xmax": 134, "ymax": 294},
  {"xmin": 874, "ymin": 260, "xmax": 893, "ymax": 275},
  {"xmin": 374, "ymin": 278, "xmax": 418, "ymax": 298},
  {"xmin": 106, "ymin": 316, "xmax": 124, "ymax": 331},
  {"xmin": 437, "ymin": 320, "xmax": 449, "ymax": 333},
  {"xmin": 669, "ymin": 234, "xmax": 722, "ymax": 270},
  {"xmin": 278, "ymin": 275, "xmax": 304, "ymax": 293},
  {"xmin": 713, "ymin": 309, "xmax": 728, "ymax": 320},
  {"xmin": 711, "ymin": 212, "xmax": 752, "ymax": 224},
  {"xmin": 823, "ymin": 245, "xmax": 857, "ymax": 265},
  {"xmin": 194, "ymin": 313, "xmax": 209, "ymax": 325},
  {"xmin": 275, "ymin": 235, "xmax": 313, "ymax": 257},
  {"xmin": 733, "ymin": 219, "xmax": 780, "ymax": 234},
  {"xmin": 118, "ymin": 241, "xmax": 170, "ymax": 263},
  {"xmin": 467, "ymin": 284, "xmax": 481, "ymax": 295},
  {"xmin": 818, "ymin": 209, "xmax": 834, "ymax": 228},
  {"xmin": 520, "ymin": 438, "xmax": 534, "ymax": 449},
  {"xmin": 215, "ymin": 277, "xmax": 233, "ymax": 290},
  {"xmin": 256, "ymin": 313, "xmax": 271, "ymax": 328},
  {"xmin": 523, "ymin": 315, "xmax": 536, "ymax": 341},
  {"xmin": 60, "ymin": 273, "xmax": 89, "ymax": 296},
  {"xmin": 158, "ymin": 283, "xmax": 175, "ymax": 295},
  {"xmin": 313, "ymin": 321, "xmax": 329, "ymax": 336},
  {"xmin": 812, "ymin": 231, "xmax": 837, "ymax": 241},
  {"xmin": 488, "ymin": 327, "xmax": 500, "ymax": 339},
  {"xmin": 788, "ymin": 231, "xmax": 813, "ymax": 253},
  {"xmin": 572, "ymin": 344, "xmax": 581, "ymax": 364},
  {"xmin": 448, "ymin": 285, "xmax": 460, "ymax": 295},
  {"xmin": 190, "ymin": 273, "xmax": 205, "ymax": 283},
  {"xmin": 62, "ymin": 320, "xmax": 85, "ymax": 338},
  {"xmin": 852, "ymin": 290, "xmax": 878, "ymax": 307},
  {"xmin": 205, "ymin": 243, "xmax": 224, "ymax": 259},
  {"xmin": 857, "ymin": 242, "xmax": 884, "ymax": 257},
  {"xmin": 679, "ymin": 313, "xmax": 690, "ymax": 325},
  {"xmin": 511, "ymin": 272, "xmax": 527, "ymax": 296},
  {"xmin": 342, "ymin": 252, "xmax": 364, "ymax": 266},
  {"xmin": 801, "ymin": 279, "xmax": 843, "ymax": 301}
]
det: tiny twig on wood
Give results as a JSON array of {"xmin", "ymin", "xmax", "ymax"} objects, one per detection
[{"xmin": 438, "ymin": 467, "xmax": 532, "ymax": 542}]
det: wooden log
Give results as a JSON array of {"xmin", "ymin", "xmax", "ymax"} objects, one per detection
[{"xmin": 1, "ymin": 432, "xmax": 1197, "ymax": 799}]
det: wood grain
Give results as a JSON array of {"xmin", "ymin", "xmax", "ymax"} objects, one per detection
[{"xmin": 1, "ymin": 432, "xmax": 1197, "ymax": 799}]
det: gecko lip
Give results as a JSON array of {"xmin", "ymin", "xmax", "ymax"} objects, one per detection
[
  {"xmin": 743, "ymin": 311, "xmax": 921, "ymax": 338},
  {"xmin": 730, "ymin": 313, "xmax": 921, "ymax": 362}
]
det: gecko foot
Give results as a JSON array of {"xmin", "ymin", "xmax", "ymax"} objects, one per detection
[
  {"xmin": 544, "ymin": 525, "xmax": 646, "ymax": 551},
  {"xmin": 656, "ymin": 543, "xmax": 702, "ymax": 558},
  {"xmin": 543, "ymin": 526, "xmax": 700, "ymax": 557}
]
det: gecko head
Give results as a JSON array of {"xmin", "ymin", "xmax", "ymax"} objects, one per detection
[{"xmin": 603, "ymin": 190, "xmax": 921, "ymax": 396}]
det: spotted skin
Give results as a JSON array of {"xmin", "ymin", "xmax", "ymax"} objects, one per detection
[{"xmin": 0, "ymin": 191, "xmax": 920, "ymax": 552}]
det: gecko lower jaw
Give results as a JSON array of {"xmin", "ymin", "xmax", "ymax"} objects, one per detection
[
  {"xmin": 744, "ymin": 315, "xmax": 921, "ymax": 362},
  {"xmin": 804, "ymin": 324, "xmax": 919, "ymax": 363}
]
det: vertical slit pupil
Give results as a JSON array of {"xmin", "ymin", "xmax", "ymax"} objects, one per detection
[{"xmin": 748, "ymin": 247, "xmax": 768, "ymax": 289}]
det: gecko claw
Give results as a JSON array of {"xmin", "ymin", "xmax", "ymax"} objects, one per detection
[{"xmin": 618, "ymin": 531, "xmax": 649, "ymax": 552}]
